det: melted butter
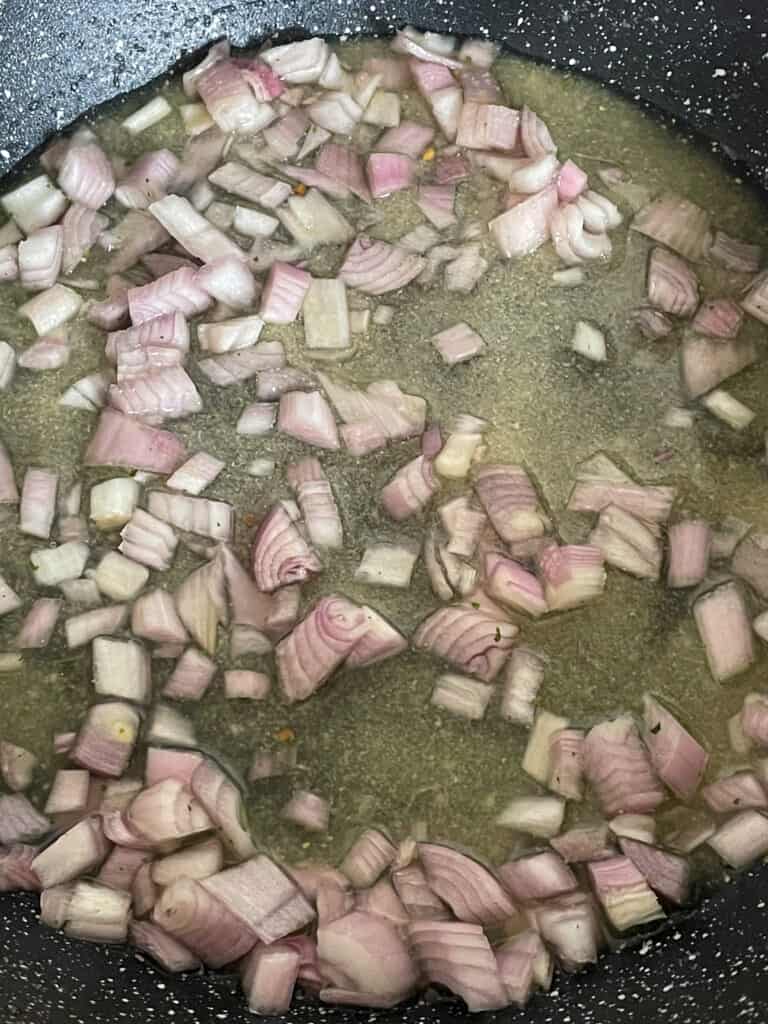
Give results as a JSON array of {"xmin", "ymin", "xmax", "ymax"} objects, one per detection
[{"xmin": 1, "ymin": 41, "xmax": 767, "ymax": 873}]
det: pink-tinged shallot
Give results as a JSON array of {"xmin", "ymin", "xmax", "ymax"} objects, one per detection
[
  {"xmin": 167, "ymin": 452, "xmax": 224, "ymax": 496},
  {"xmin": 708, "ymin": 811, "xmax": 768, "ymax": 868},
  {"xmin": 375, "ymin": 120, "xmax": 435, "ymax": 159},
  {"xmin": 702, "ymin": 771, "xmax": 767, "ymax": 813},
  {"xmin": 31, "ymin": 817, "xmax": 109, "ymax": 888},
  {"xmin": 149, "ymin": 194, "xmax": 242, "ymax": 263},
  {"xmin": 366, "ymin": 153, "xmax": 415, "ymax": 199},
  {"xmin": 144, "ymin": 747, "xmax": 204, "ymax": 787},
  {"xmin": 567, "ymin": 454, "xmax": 675, "ymax": 523},
  {"xmin": 242, "ymin": 943, "xmax": 301, "ymax": 1014},
  {"xmin": 162, "ymin": 647, "xmax": 217, "ymax": 704},
  {"xmin": 587, "ymin": 856, "xmax": 664, "ymax": 931},
  {"xmin": 174, "ymin": 555, "xmax": 227, "ymax": 655},
  {"xmin": 148, "ymin": 490, "xmax": 233, "ymax": 542},
  {"xmin": 100, "ymin": 209, "xmax": 170, "ymax": 274},
  {"xmin": 85, "ymin": 409, "xmax": 186, "ymax": 473},
  {"xmin": 18, "ymin": 331, "xmax": 71, "ymax": 371},
  {"xmin": 631, "ymin": 193, "xmax": 712, "ymax": 262},
  {"xmin": 152, "ymin": 837, "xmax": 223, "ymax": 887},
  {"xmin": 97, "ymin": 845, "xmax": 152, "ymax": 892},
  {"xmin": 408, "ymin": 920, "xmax": 507, "ymax": 1011},
  {"xmin": 0, "ymin": 742, "xmax": 37, "ymax": 792},
  {"xmin": 391, "ymin": 26, "xmax": 462, "ymax": 67},
  {"xmin": 64, "ymin": 605, "xmax": 128, "ymax": 649},
  {"xmin": 584, "ymin": 716, "xmax": 665, "ymax": 817},
  {"xmin": 692, "ymin": 298, "xmax": 744, "ymax": 339},
  {"xmin": 641, "ymin": 694, "xmax": 708, "ymax": 801},
  {"xmin": 496, "ymin": 796, "xmax": 566, "ymax": 837},
  {"xmin": 15, "ymin": 597, "xmax": 61, "ymax": 649},
  {"xmin": 741, "ymin": 693, "xmax": 768, "ymax": 747},
  {"xmin": 0, "ymin": 244, "xmax": 18, "ymax": 282},
  {"xmin": 318, "ymin": 910, "xmax": 418, "ymax": 1007},
  {"xmin": 115, "ymin": 150, "xmax": 180, "ymax": 209},
  {"xmin": 130, "ymin": 920, "xmax": 201, "ymax": 973},
  {"xmin": 708, "ymin": 230, "xmax": 760, "ymax": 273},
  {"xmin": 19, "ymin": 466, "xmax": 58, "ymax": 540},
  {"xmin": 338, "ymin": 830, "xmax": 396, "ymax": 890},
  {"xmin": 392, "ymin": 863, "xmax": 451, "ymax": 920},
  {"xmin": 318, "ymin": 372, "xmax": 426, "ymax": 451},
  {"xmin": 198, "ymin": 314, "xmax": 264, "ymax": 354},
  {"xmin": 106, "ymin": 310, "xmax": 190, "ymax": 363},
  {"xmin": 93, "ymin": 550, "xmax": 149, "ymax": 601},
  {"xmin": 127, "ymin": 266, "xmax": 212, "ymax": 324},
  {"xmin": 419, "ymin": 842, "xmax": 517, "ymax": 924},
  {"xmin": 473, "ymin": 464, "xmax": 544, "ymax": 543},
  {"xmin": 495, "ymin": 931, "xmax": 544, "ymax": 1008},
  {"xmin": 58, "ymin": 142, "xmax": 115, "ymax": 209},
  {"xmin": 548, "ymin": 728, "xmax": 586, "ymax": 801},
  {"xmin": 209, "ymin": 162, "xmax": 291, "ymax": 208},
  {"xmin": 276, "ymin": 595, "xmax": 369, "ymax": 702},
  {"xmin": 456, "ymin": 102, "xmax": 519, "ymax": 151},
  {"xmin": 490, "ymin": 185, "xmax": 557, "ymax": 259},
  {"xmin": 0, "ymin": 794, "xmax": 50, "ymax": 845},
  {"xmin": 278, "ymin": 390, "xmax": 340, "ymax": 450},
  {"xmin": 128, "ymin": 779, "xmax": 211, "ymax": 845},
  {"xmin": 431, "ymin": 673, "xmax": 493, "ymax": 720},
  {"xmin": 281, "ymin": 791, "xmax": 330, "ymax": 832},
  {"xmin": 647, "ymin": 247, "xmax": 699, "ymax": 317},
  {"xmin": 499, "ymin": 851, "xmax": 578, "ymax": 904},
  {"xmin": 198, "ymin": 340, "xmax": 285, "ymax": 386},
  {"xmin": 17, "ymin": 225, "xmax": 61, "ymax": 291},
  {"xmin": 19, "ymin": 284, "xmax": 81, "ymax": 336},
  {"xmin": 731, "ymin": 532, "xmax": 768, "ymax": 599},
  {"xmin": 339, "ymin": 237, "xmax": 425, "ymax": 295},
  {"xmin": 0, "ymin": 441, "xmax": 18, "ymax": 504},
  {"xmin": 381, "ymin": 455, "xmax": 439, "ymax": 520},
  {"xmin": 632, "ymin": 305, "xmax": 673, "ymax": 340},
  {"xmin": 557, "ymin": 159, "xmax": 588, "ymax": 201},
  {"xmin": 287, "ymin": 458, "xmax": 343, "ymax": 549},
  {"xmin": 196, "ymin": 59, "xmax": 275, "ymax": 134},
  {"xmin": 316, "ymin": 142, "xmax": 372, "ymax": 202},
  {"xmin": 414, "ymin": 604, "xmax": 517, "ymax": 682},
  {"xmin": 0, "ymin": 844, "xmax": 40, "ymax": 893},
  {"xmin": 258, "ymin": 261, "xmax": 311, "ymax": 324},
  {"xmin": 153, "ymin": 877, "xmax": 257, "ymax": 967},
  {"xmin": 202, "ymin": 853, "xmax": 314, "ymax": 941},
  {"xmin": 589, "ymin": 504, "xmax": 662, "ymax": 581},
  {"xmin": 550, "ymin": 824, "xmax": 615, "ymax": 863},
  {"xmin": 224, "ymin": 670, "xmax": 270, "ymax": 700},
  {"xmin": 109, "ymin": 365, "xmax": 203, "ymax": 421},
  {"xmin": 0, "ymin": 574, "xmax": 22, "ymax": 618},
  {"xmin": 501, "ymin": 647, "xmax": 546, "ymax": 726},
  {"xmin": 119, "ymin": 508, "xmax": 178, "ymax": 571},
  {"xmin": 345, "ymin": 606, "xmax": 407, "ymax": 669},
  {"xmin": 694, "ymin": 581, "xmax": 754, "ymax": 682},
  {"xmin": 550, "ymin": 203, "xmax": 612, "ymax": 265},
  {"xmin": 485, "ymin": 554, "xmax": 548, "ymax": 618},
  {"xmin": 251, "ymin": 502, "xmax": 322, "ymax": 593},
  {"xmin": 432, "ymin": 322, "xmax": 485, "ymax": 366},
  {"xmin": 667, "ymin": 520, "xmax": 712, "ymax": 588},
  {"xmin": 190, "ymin": 759, "xmax": 254, "ymax": 861},
  {"xmin": 195, "ymin": 255, "xmax": 258, "ymax": 309},
  {"xmin": 72, "ymin": 701, "xmax": 140, "ymax": 778},
  {"xmin": 538, "ymin": 543, "xmax": 606, "ymax": 611}
]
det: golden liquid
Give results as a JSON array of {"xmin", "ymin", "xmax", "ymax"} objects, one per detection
[{"xmin": 1, "ymin": 41, "xmax": 767, "ymax": 876}]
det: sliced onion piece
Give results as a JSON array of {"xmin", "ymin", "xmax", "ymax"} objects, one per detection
[
  {"xmin": 431, "ymin": 673, "xmax": 494, "ymax": 720},
  {"xmin": 153, "ymin": 876, "xmax": 257, "ymax": 967},
  {"xmin": 130, "ymin": 919, "xmax": 201, "ymax": 973},
  {"xmin": 632, "ymin": 192, "xmax": 712, "ymax": 262},
  {"xmin": 414, "ymin": 604, "xmax": 517, "ymax": 682},
  {"xmin": 72, "ymin": 701, "xmax": 140, "ymax": 778},
  {"xmin": 0, "ymin": 793, "xmax": 51, "ymax": 845},
  {"xmin": 408, "ymin": 920, "xmax": 508, "ymax": 1011},
  {"xmin": 584, "ymin": 715, "xmax": 665, "ymax": 817},
  {"xmin": 381, "ymin": 454, "xmax": 439, "ymax": 520},
  {"xmin": 339, "ymin": 828, "xmax": 396, "ymax": 888},
  {"xmin": 31, "ymin": 816, "xmax": 108, "ymax": 888},
  {"xmin": 587, "ymin": 856, "xmax": 664, "ymax": 931},
  {"xmin": 419, "ymin": 842, "xmax": 516, "ymax": 924},
  {"xmin": 647, "ymin": 246, "xmax": 700, "ymax": 317},
  {"xmin": 694, "ymin": 581, "xmax": 754, "ymax": 683},
  {"xmin": 15, "ymin": 597, "xmax": 61, "ymax": 650},
  {"xmin": 641, "ymin": 694, "xmax": 708, "ymax": 801},
  {"xmin": 276, "ymin": 595, "xmax": 368, "ymax": 703},
  {"xmin": 0, "ymin": 742, "xmax": 37, "ymax": 792}
]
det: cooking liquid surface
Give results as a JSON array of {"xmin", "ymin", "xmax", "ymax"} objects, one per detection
[{"xmin": 1, "ymin": 41, "xmax": 767, "ymax": 876}]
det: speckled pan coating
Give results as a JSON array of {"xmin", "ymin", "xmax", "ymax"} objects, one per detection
[
  {"xmin": 1, "ymin": 1, "xmax": 768, "ymax": 1021},
  {"xmin": 0, "ymin": 0, "xmax": 767, "ymax": 184}
]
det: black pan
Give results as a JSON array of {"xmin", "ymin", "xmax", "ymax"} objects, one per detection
[{"xmin": 2, "ymin": 2, "xmax": 768, "ymax": 1021}]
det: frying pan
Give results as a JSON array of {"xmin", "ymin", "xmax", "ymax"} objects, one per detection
[{"xmin": 1, "ymin": 1, "xmax": 768, "ymax": 1021}]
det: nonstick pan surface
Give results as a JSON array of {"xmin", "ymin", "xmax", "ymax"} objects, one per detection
[{"xmin": 1, "ymin": 2, "xmax": 768, "ymax": 1022}]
